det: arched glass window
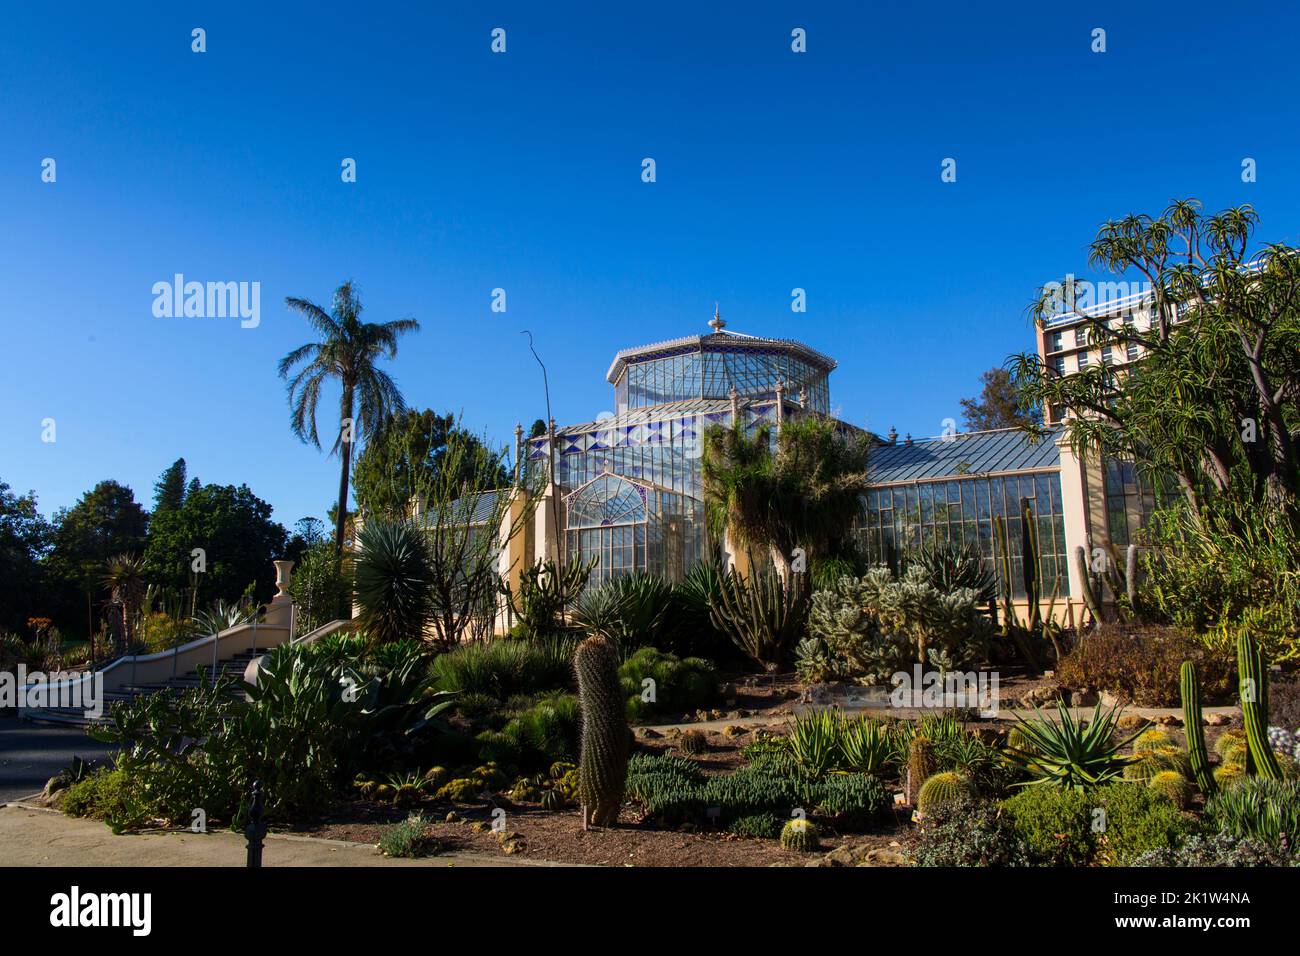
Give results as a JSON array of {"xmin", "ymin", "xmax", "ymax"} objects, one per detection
[{"xmin": 567, "ymin": 474, "xmax": 647, "ymax": 528}]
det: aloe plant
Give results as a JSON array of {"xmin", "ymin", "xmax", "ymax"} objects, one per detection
[{"xmin": 1006, "ymin": 700, "xmax": 1140, "ymax": 790}]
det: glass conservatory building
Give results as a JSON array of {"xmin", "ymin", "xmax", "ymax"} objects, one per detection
[{"xmin": 517, "ymin": 312, "xmax": 1102, "ymax": 624}]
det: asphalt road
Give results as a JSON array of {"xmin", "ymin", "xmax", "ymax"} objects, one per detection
[{"xmin": 0, "ymin": 717, "xmax": 116, "ymax": 802}]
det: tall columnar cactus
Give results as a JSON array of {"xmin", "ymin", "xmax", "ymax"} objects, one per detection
[
  {"xmin": 1019, "ymin": 498, "xmax": 1041, "ymax": 632},
  {"xmin": 993, "ymin": 515, "xmax": 1041, "ymax": 671},
  {"xmin": 1236, "ymin": 632, "xmax": 1282, "ymax": 780},
  {"xmin": 710, "ymin": 568, "xmax": 808, "ymax": 671},
  {"xmin": 1074, "ymin": 546, "xmax": 1104, "ymax": 625},
  {"xmin": 906, "ymin": 735, "xmax": 937, "ymax": 805},
  {"xmin": 574, "ymin": 635, "xmax": 630, "ymax": 827},
  {"xmin": 1180, "ymin": 661, "xmax": 1217, "ymax": 796}
]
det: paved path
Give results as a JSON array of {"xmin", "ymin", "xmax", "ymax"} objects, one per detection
[
  {"xmin": 0, "ymin": 804, "xmax": 571, "ymax": 867},
  {"xmin": 0, "ymin": 718, "xmax": 115, "ymax": 802}
]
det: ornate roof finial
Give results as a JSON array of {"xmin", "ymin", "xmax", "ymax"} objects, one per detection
[{"xmin": 709, "ymin": 302, "xmax": 725, "ymax": 332}]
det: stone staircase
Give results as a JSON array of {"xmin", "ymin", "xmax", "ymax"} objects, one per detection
[{"xmin": 19, "ymin": 649, "xmax": 266, "ymax": 728}]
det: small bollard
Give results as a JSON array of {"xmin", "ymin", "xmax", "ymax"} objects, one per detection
[{"xmin": 245, "ymin": 779, "xmax": 267, "ymax": 868}]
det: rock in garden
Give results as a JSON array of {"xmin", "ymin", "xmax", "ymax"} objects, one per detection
[
  {"xmin": 723, "ymin": 725, "xmax": 745, "ymax": 738},
  {"xmin": 864, "ymin": 848, "xmax": 909, "ymax": 867},
  {"xmin": 638, "ymin": 727, "xmax": 663, "ymax": 739},
  {"xmin": 1158, "ymin": 715, "xmax": 1183, "ymax": 727},
  {"xmin": 1117, "ymin": 715, "xmax": 1150, "ymax": 731},
  {"xmin": 469, "ymin": 821, "xmax": 492, "ymax": 833},
  {"xmin": 444, "ymin": 811, "xmax": 463, "ymax": 824},
  {"xmin": 1206, "ymin": 713, "xmax": 1230, "ymax": 726},
  {"xmin": 1018, "ymin": 686, "xmax": 1060, "ymax": 709}
]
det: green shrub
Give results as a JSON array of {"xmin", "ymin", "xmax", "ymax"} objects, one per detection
[
  {"xmin": 911, "ymin": 797, "xmax": 1039, "ymax": 867},
  {"xmin": 1001, "ymin": 786, "xmax": 1095, "ymax": 866},
  {"xmin": 353, "ymin": 519, "xmax": 435, "ymax": 644},
  {"xmin": 1002, "ymin": 782, "xmax": 1195, "ymax": 867},
  {"xmin": 619, "ymin": 647, "xmax": 718, "ymax": 720},
  {"xmin": 433, "ymin": 637, "xmax": 574, "ymax": 700},
  {"xmin": 808, "ymin": 773, "xmax": 890, "ymax": 827},
  {"xmin": 59, "ymin": 768, "xmax": 143, "ymax": 832},
  {"xmin": 378, "ymin": 813, "xmax": 438, "ymax": 858},
  {"xmin": 493, "ymin": 693, "xmax": 581, "ymax": 769}
]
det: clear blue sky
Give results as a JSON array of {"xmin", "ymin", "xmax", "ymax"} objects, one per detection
[{"xmin": 3, "ymin": 1, "xmax": 1298, "ymax": 529}]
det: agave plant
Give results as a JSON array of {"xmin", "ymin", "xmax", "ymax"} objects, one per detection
[
  {"xmin": 189, "ymin": 599, "xmax": 258, "ymax": 638},
  {"xmin": 787, "ymin": 709, "xmax": 844, "ymax": 776},
  {"xmin": 354, "ymin": 519, "xmax": 435, "ymax": 645},
  {"xmin": 909, "ymin": 541, "xmax": 997, "ymax": 605},
  {"xmin": 840, "ymin": 716, "xmax": 892, "ymax": 773},
  {"xmin": 1006, "ymin": 700, "xmax": 1140, "ymax": 790},
  {"xmin": 571, "ymin": 571, "xmax": 674, "ymax": 649}
]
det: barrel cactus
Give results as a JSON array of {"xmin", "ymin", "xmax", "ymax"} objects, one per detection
[
  {"xmin": 1148, "ymin": 770, "xmax": 1193, "ymax": 809},
  {"xmin": 1213, "ymin": 764, "xmax": 1247, "ymax": 789},
  {"xmin": 540, "ymin": 789, "xmax": 566, "ymax": 812},
  {"xmin": 575, "ymin": 635, "xmax": 630, "ymax": 828},
  {"xmin": 779, "ymin": 818, "xmax": 820, "ymax": 852},
  {"xmin": 678, "ymin": 730, "xmax": 708, "ymax": 755},
  {"xmin": 917, "ymin": 771, "xmax": 974, "ymax": 815},
  {"xmin": 1133, "ymin": 728, "xmax": 1174, "ymax": 753},
  {"xmin": 907, "ymin": 735, "xmax": 938, "ymax": 804}
]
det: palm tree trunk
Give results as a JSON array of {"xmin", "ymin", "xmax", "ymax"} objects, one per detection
[{"xmin": 335, "ymin": 388, "xmax": 354, "ymax": 556}]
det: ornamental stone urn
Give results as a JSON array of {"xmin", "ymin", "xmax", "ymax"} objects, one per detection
[{"xmin": 273, "ymin": 560, "xmax": 294, "ymax": 598}]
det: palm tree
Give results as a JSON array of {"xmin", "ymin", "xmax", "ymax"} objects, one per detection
[
  {"xmin": 102, "ymin": 553, "xmax": 146, "ymax": 656},
  {"xmin": 279, "ymin": 281, "xmax": 420, "ymax": 554},
  {"xmin": 702, "ymin": 416, "xmax": 872, "ymax": 583}
]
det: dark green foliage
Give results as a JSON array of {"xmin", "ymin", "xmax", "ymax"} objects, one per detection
[
  {"xmin": 1205, "ymin": 778, "xmax": 1300, "ymax": 851},
  {"xmin": 710, "ymin": 567, "xmax": 810, "ymax": 671},
  {"xmin": 911, "ymin": 797, "xmax": 1039, "ymax": 867},
  {"xmin": 494, "ymin": 693, "xmax": 581, "ymax": 769},
  {"xmin": 142, "ymin": 481, "xmax": 286, "ymax": 604},
  {"xmin": 433, "ymin": 637, "xmax": 575, "ymax": 699},
  {"xmin": 0, "ymin": 480, "xmax": 54, "ymax": 636},
  {"xmin": 572, "ymin": 571, "xmax": 674, "ymax": 650},
  {"xmin": 353, "ymin": 519, "xmax": 435, "ymax": 644},
  {"xmin": 668, "ymin": 560, "xmax": 733, "ymax": 659},
  {"xmin": 1002, "ymin": 782, "xmax": 1195, "ymax": 866},
  {"xmin": 287, "ymin": 539, "xmax": 351, "ymax": 634},
  {"xmin": 89, "ymin": 639, "xmax": 454, "ymax": 828},
  {"xmin": 575, "ymin": 635, "xmax": 629, "ymax": 826},
  {"xmin": 787, "ymin": 710, "xmax": 844, "ymax": 777},
  {"xmin": 624, "ymin": 751, "xmax": 889, "ymax": 830},
  {"xmin": 729, "ymin": 813, "xmax": 782, "ymax": 838},
  {"xmin": 618, "ymin": 647, "xmax": 718, "ymax": 720},
  {"xmin": 59, "ymin": 768, "xmax": 144, "ymax": 833},
  {"xmin": 910, "ymin": 541, "xmax": 997, "ymax": 605},
  {"xmin": 503, "ymin": 558, "xmax": 593, "ymax": 638}
]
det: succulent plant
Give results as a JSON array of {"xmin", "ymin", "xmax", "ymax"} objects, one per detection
[
  {"xmin": 1133, "ymin": 728, "xmax": 1174, "ymax": 753},
  {"xmin": 678, "ymin": 730, "xmax": 708, "ymax": 755},
  {"xmin": 575, "ymin": 635, "xmax": 630, "ymax": 827},
  {"xmin": 779, "ymin": 818, "xmax": 820, "ymax": 852},
  {"xmin": 1148, "ymin": 770, "xmax": 1193, "ymax": 809},
  {"xmin": 1237, "ymin": 632, "xmax": 1282, "ymax": 780},
  {"xmin": 1007, "ymin": 700, "xmax": 1140, "ymax": 790},
  {"xmin": 540, "ymin": 788, "xmax": 566, "ymax": 812},
  {"xmin": 1214, "ymin": 764, "xmax": 1247, "ymax": 789},
  {"xmin": 917, "ymin": 771, "xmax": 974, "ymax": 815},
  {"xmin": 906, "ymin": 735, "xmax": 938, "ymax": 804},
  {"xmin": 1006, "ymin": 725, "xmax": 1038, "ymax": 754},
  {"xmin": 549, "ymin": 760, "xmax": 576, "ymax": 780},
  {"xmin": 435, "ymin": 778, "xmax": 483, "ymax": 803},
  {"xmin": 1181, "ymin": 661, "xmax": 1216, "ymax": 796}
]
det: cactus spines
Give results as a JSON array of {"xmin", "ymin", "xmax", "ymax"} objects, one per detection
[
  {"xmin": 1148, "ymin": 770, "xmax": 1193, "ymax": 809},
  {"xmin": 574, "ymin": 635, "xmax": 630, "ymax": 828},
  {"xmin": 1236, "ymin": 631, "xmax": 1282, "ymax": 780},
  {"xmin": 540, "ymin": 789, "xmax": 565, "ymax": 812},
  {"xmin": 678, "ymin": 730, "xmax": 707, "ymax": 755},
  {"xmin": 906, "ymin": 735, "xmax": 937, "ymax": 805},
  {"xmin": 1074, "ymin": 546, "xmax": 1104, "ymax": 625},
  {"xmin": 1133, "ymin": 728, "xmax": 1173, "ymax": 753},
  {"xmin": 917, "ymin": 771, "xmax": 973, "ymax": 815},
  {"xmin": 1020, "ymin": 498, "xmax": 1042, "ymax": 632},
  {"xmin": 779, "ymin": 818, "xmax": 820, "ymax": 852},
  {"xmin": 1180, "ymin": 661, "xmax": 1217, "ymax": 796},
  {"xmin": 1213, "ymin": 764, "xmax": 1246, "ymax": 789},
  {"xmin": 1214, "ymin": 729, "xmax": 1247, "ymax": 761}
]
